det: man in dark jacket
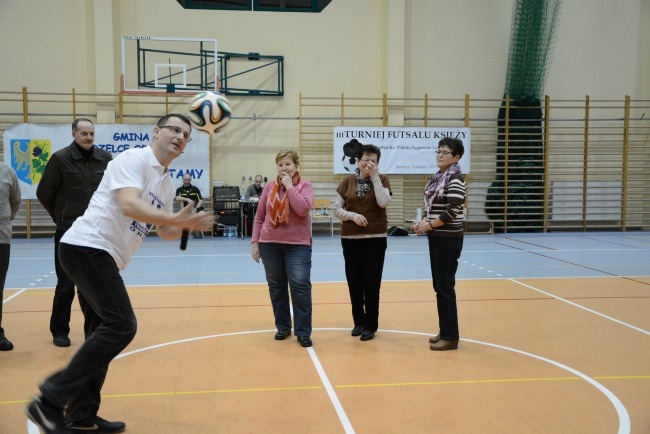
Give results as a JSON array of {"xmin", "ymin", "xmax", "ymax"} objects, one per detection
[
  {"xmin": 176, "ymin": 174, "xmax": 204, "ymax": 237},
  {"xmin": 175, "ymin": 174, "xmax": 204, "ymax": 211},
  {"xmin": 36, "ymin": 118, "xmax": 112, "ymax": 347}
]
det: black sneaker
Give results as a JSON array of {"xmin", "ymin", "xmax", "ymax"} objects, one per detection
[
  {"xmin": 25, "ymin": 396, "xmax": 68, "ymax": 434},
  {"xmin": 53, "ymin": 336, "xmax": 71, "ymax": 347},
  {"xmin": 297, "ymin": 336, "xmax": 312, "ymax": 347},
  {"xmin": 0, "ymin": 336, "xmax": 13, "ymax": 351},
  {"xmin": 274, "ymin": 329, "xmax": 291, "ymax": 340},
  {"xmin": 67, "ymin": 416, "xmax": 126, "ymax": 433}
]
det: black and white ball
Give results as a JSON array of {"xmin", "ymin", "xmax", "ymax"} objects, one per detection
[{"xmin": 187, "ymin": 91, "xmax": 232, "ymax": 134}]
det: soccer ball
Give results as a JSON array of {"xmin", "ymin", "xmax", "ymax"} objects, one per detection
[{"xmin": 187, "ymin": 91, "xmax": 232, "ymax": 134}]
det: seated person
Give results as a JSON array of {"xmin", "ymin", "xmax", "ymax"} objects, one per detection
[
  {"xmin": 176, "ymin": 175, "xmax": 204, "ymax": 236},
  {"xmin": 243, "ymin": 175, "xmax": 264, "ymax": 236},
  {"xmin": 245, "ymin": 175, "xmax": 264, "ymax": 199}
]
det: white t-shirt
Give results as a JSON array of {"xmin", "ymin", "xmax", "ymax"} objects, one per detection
[{"xmin": 61, "ymin": 146, "xmax": 174, "ymax": 270}]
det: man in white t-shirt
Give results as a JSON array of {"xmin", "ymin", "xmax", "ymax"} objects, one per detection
[{"xmin": 26, "ymin": 114, "xmax": 214, "ymax": 434}]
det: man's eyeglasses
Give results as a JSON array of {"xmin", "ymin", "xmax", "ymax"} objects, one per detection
[
  {"xmin": 435, "ymin": 150, "xmax": 453, "ymax": 156},
  {"xmin": 161, "ymin": 125, "xmax": 192, "ymax": 142}
]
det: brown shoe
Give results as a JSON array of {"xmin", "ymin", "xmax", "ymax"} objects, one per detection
[
  {"xmin": 430, "ymin": 339, "xmax": 459, "ymax": 351},
  {"xmin": 428, "ymin": 334, "xmax": 440, "ymax": 344}
]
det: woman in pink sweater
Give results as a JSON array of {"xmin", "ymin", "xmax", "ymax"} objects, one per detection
[{"xmin": 251, "ymin": 149, "xmax": 314, "ymax": 347}]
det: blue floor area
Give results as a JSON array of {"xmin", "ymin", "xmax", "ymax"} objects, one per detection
[{"xmin": 5, "ymin": 231, "xmax": 650, "ymax": 289}]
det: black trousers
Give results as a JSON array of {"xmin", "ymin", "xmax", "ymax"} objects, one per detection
[
  {"xmin": 341, "ymin": 237, "xmax": 387, "ymax": 332},
  {"xmin": 427, "ymin": 235, "xmax": 463, "ymax": 341},
  {"xmin": 0, "ymin": 243, "xmax": 9, "ymax": 337},
  {"xmin": 40, "ymin": 243, "xmax": 137, "ymax": 423},
  {"xmin": 51, "ymin": 229, "xmax": 93, "ymax": 338}
]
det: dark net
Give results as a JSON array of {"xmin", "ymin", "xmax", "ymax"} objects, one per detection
[{"xmin": 487, "ymin": 0, "xmax": 562, "ymax": 232}]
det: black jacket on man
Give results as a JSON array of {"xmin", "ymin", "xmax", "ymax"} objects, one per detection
[{"xmin": 37, "ymin": 142, "xmax": 112, "ymax": 230}]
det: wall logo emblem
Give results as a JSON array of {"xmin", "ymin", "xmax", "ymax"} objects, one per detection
[{"xmin": 11, "ymin": 139, "xmax": 51, "ymax": 185}]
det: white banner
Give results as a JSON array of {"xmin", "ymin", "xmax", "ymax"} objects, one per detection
[
  {"xmin": 333, "ymin": 127, "xmax": 471, "ymax": 175},
  {"xmin": 3, "ymin": 123, "xmax": 210, "ymax": 200}
]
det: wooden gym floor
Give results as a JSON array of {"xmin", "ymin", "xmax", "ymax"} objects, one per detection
[{"xmin": 1, "ymin": 232, "xmax": 649, "ymax": 433}]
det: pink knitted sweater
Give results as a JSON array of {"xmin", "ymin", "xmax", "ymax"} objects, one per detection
[{"xmin": 251, "ymin": 178, "xmax": 313, "ymax": 246}]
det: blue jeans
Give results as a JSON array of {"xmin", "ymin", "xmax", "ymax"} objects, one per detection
[
  {"xmin": 259, "ymin": 243, "xmax": 312, "ymax": 336},
  {"xmin": 39, "ymin": 243, "xmax": 137, "ymax": 423},
  {"xmin": 427, "ymin": 235, "xmax": 463, "ymax": 341}
]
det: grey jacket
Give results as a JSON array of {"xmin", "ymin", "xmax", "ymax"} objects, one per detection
[{"xmin": 0, "ymin": 163, "xmax": 21, "ymax": 244}]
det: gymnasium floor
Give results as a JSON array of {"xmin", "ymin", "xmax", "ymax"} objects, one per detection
[{"xmin": 1, "ymin": 231, "xmax": 649, "ymax": 433}]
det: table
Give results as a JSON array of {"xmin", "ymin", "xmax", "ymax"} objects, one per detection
[{"xmin": 239, "ymin": 199, "xmax": 259, "ymax": 238}]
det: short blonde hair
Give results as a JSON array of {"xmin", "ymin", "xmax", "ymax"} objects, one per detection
[{"xmin": 275, "ymin": 149, "xmax": 300, "ymax": 166}]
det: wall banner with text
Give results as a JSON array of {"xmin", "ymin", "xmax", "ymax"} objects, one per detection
[
  {"xmin": 333, "ymin": 127, "xmax": 471, "ymax": 175},
  {"xmin": 4, "ymin": 123, "xmax": 210, "ymax": 200}
]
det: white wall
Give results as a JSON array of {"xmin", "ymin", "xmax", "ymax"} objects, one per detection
[
  {"xmin": 1, "ymin": 0, "xmax": 648, "ymax": 187},
  {"xmin": 546, "ymin": 0, "xmax": 645, "ymax": 99},
  {"xmin": 406, "ymin": 0, "xmax": 513, "ymax": 99},
  {"xmin": 0, "ymin": 0, "xmax": 94, "ymax": 92},
  {"xmin": 405, "ymin": 0, "xmax": 649, "ymax": 100}
]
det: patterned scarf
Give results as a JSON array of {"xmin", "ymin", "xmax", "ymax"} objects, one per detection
[
  {"xmin": 355, "ymin": 168, "xmax": 373, "ymax": 198},
  {"xmin": 269, "ymin": 173, "xmax": 301, "ymax": 227},
  {"xmin": 424, "ymin": 163, "xmax": 461, "ymax": 210}
]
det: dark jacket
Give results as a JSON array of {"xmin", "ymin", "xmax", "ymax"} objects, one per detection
[
  {"xmin": 36, "ymin": 142, "xmax": 112, "ymax": 230},
  {"xmin": 176, "ymin": 184, "xmax": 204, "ymax": 210}
]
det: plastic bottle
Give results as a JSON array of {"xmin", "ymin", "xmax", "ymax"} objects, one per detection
[
  {"xmin": 240, "ymin": 176, "xmax": 246, "ymax": 200},
  {"xmin": 246, "ymin": 176, "xmax": 253, "ymax": 201}
]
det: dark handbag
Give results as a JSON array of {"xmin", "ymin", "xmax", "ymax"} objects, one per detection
[{"xmin": 387, "ymin": 226, "xmax": 409, "ymax": 236}]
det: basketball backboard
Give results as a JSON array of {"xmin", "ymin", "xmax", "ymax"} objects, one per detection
[{"xmin": 121, "ymin": 36, "xmax": 218, "ymax": 94}]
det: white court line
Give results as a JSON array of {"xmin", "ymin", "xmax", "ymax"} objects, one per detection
[
  {"xmin": 509, "ymin": 278, "xmax": 650, "ymax": 335},
  {"xmin": 376, "ymin": 330, "xmax": 631, "ymax": 434},
  {"xmin": 113, "ymin": 328, "xmax": 356, "ymax": 433},
  {"xmin": 458, "ymin": 335, "xmax": 631, "ymax": 434},
  {"xmin": 7, "ymin": 274, "xmax": 632, "ymax": 291},
  {"xmin": 125, "ymin": 248, "xmax": 648, "ymax": 262},
  {"xmin": 105, "ymin": 328, "xmax": 630, "ymax": 434},
  {"xmin": 2, "ymin": 288, "xmax": 29, "ymax": 303},
  {"xmin": 305, "ymin": 346, "xmax": 355, "ymax": 434},
  {"xmin": 289, "ymin": 307, "xmax": 354, "ymax": 432},
  {"xmin": 26, "ymin": 420, "xmax": 39, "ymax": 434}
]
